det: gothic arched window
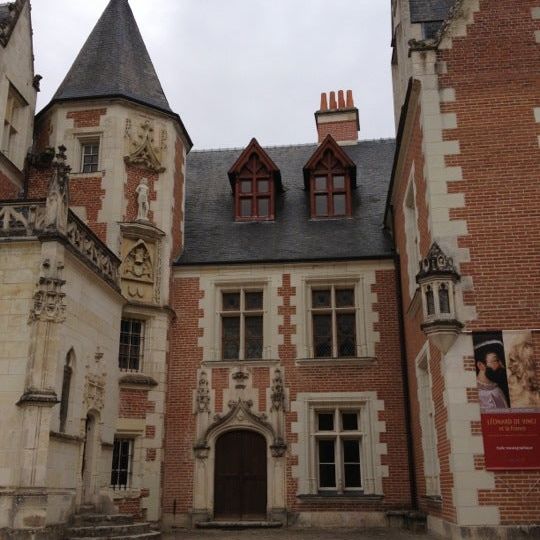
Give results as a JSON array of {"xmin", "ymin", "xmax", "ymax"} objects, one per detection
[
  {"xmin": 439, "ymin": 283, "xmax": 450, "ymax": 314},
  {"xmin": 59, "ymin": 350, "xmax": 74, "ymax": 433}
]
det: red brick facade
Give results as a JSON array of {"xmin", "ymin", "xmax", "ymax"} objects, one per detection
[
  {"xmin": 67, "ymin": 108, "xmax": 107, "ymax": 128},
  {"xmin": 0, "ymin": 170, "xmax": 21, "ymax": 200},
  {"xmin": 164, "ymin": 268, "xmax": 412, "ymax": 524},
  {"xmin": 389, "ymin": 0, "xmax": 540, "ymax": 531}
]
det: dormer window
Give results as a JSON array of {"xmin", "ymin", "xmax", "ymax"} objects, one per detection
[
  {"xmin": 228, "ymin": 138, "xmax": 282, "ymax": 222},
  {"xmin": 304, "ymin": 134, "xmax": 357, "ymax": 219}
]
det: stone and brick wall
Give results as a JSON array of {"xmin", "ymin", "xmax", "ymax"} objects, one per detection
[
  {"xmin": 164, "ymin": 262, "xmax": 412, "ymax": 526},
  {"xmin": 391, "ymin": 0, "xmax": 540, "ymax": 532}
]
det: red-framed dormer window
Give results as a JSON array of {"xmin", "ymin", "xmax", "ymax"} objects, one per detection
[
  {"xmin": 304, "ymin": 134, "xmax": 357, "ymax": 219},
  {"xmin": 236, "ymin": 154, "xmax": 274, "ymax": 220},
  {"xmin": 229, "ymin": 138, "xmax": 282, "ymax": 222}
]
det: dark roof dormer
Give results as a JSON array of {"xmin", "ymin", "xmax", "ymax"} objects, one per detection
[
  {"xmin": 228, "ymin": 138, "xmax": 283, "ymax": 222},
  {"xmin": 303, "ymin": 134, "xmax": 357, "ymax": 219}
]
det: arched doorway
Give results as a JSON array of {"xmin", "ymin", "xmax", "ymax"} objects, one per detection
[{"xmin": 214, "ymin": 430, "xmax": 267, "ymax": 520}]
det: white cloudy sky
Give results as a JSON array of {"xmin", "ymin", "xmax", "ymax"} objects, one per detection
[{"xmin": 32, "ymin": 0, "xmax": 395, "ymax": 149}]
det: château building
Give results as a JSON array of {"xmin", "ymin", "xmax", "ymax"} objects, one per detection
[{"xmin": 0, "ymin": 1, "xmax": 538, "ymax": 539}]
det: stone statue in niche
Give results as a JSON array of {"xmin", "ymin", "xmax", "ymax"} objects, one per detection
[
  {"xmin": 44, "ymin": 146, "xmax": 71, "ymax": 234},
  {"xmin": 136, "ymin": 178, "xmax": 150, "ymax": 222},
  {"xmin": 196, "ymin": 371, "xmax": 211, "ymax": 413},
  {"xmin": 123, "ymin": 240, "xmax": 153, "ymax": 283}
]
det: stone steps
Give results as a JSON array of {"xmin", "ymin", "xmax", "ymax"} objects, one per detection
[
  {"xmin": 66, "ymin": 511, "xmax": 161, "ymax": 540},
  {"xmin": 67, "ymin": 533, "xmax": 161, "ymax": 540},
  {"xmin": 68, "ymin": 522, "xmax": 153, "ymax": 538}
]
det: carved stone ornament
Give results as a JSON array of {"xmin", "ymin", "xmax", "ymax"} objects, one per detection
[
  {"xmin": 29, "ymin": 259, "xmax": 67, "ymax": 324},
  {"xmin": 124, "ymin": 119, "xmax": 166, "ymax": 173},
  {"xmin": 270, "ymin": 368, "xmax": 285, "ymax": 412},
  {"xmin": 416, "ymin": 242, "xmax": 459, "ymax": 283},
  {"xmin": 196, "ymin": 371, "xmax": 211, "ymax": 414},
  {"xmin": 232, "ymin": 369, "xmax": 250, "ymax": 389},
  {"xmin": 84, "ymin": 373, "xmax": 106, "ymax": 411},
  {"xmin": 122, "ymin": 240, "xmax": 153, "ymax": 283},
  {"xmin": 44, "ymin": 146, "xmax": 71, "ymax": 234},
  {"xmin": 193, "ymin": 399, "xmax": 287, "ymax": 460}
]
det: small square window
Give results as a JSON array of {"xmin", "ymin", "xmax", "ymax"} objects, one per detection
[
  {"xmin": 318, "ymin": 412, "xmax": 334, "ymax": 431},
  {"xmin": 81, "ymin": 141, "xmax": 100, "ymax": 173},
  {"xmin": 111, "ymin": 438, "xmax": 134, "ymax": 490},
  {"xmin": 118, "ymin": 318, "xmax": 145, "ymax": 371},
  {"xmin": 342, "ymin": 412, "xmax": 359, "ymax": 431}
]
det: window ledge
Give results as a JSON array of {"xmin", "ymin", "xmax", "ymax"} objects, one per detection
[
  {"xmin": 70, "ymin": 171, "xmax": 105, "ymax": 179},
  {"xmin": 202, "ymin": 359, "xmax": 281, "ymax": 368},
  {"xmin": 297, "ymin": 493, "xmax": 383, "ymax": 501},
  {"xmin": 49, "ymin": 431, "xmax": 84, "ymax": 445},
  {"xmin": 421, "ymin": 495, "xmax": 442, "ymax": 505},
  {"xmin": 295, "ymin": 357, "xmax": 377, "ymax": 367},
  {"xmin": 119, "ymin": 373, "xmax": 158, "ymax": 389},
  {"xmin": 109, "ymin": 487, "xmax": 141, "ymax": 500}
]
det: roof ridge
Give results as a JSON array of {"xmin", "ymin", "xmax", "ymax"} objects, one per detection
[{"xmin": 190, "ymin": 137, "xmax": 395, "ymax": 154}]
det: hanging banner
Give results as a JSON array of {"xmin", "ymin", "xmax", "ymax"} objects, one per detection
[
  {"xmin": 473, "ymin": 331, "xmax": 540, "ymax": 470},
  {"xmin": 481, "ymin": 411, "xmax": 540, "ymax": 470}
]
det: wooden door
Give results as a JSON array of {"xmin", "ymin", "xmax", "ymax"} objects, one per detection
[{"xmin": 214, "ymin": 430, "xmax": 267, "ymax": 520}]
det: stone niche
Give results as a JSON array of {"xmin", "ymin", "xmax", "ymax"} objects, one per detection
[{"xmin": 119, "ymin": 222, "xmax": 164, "ymax": 304}]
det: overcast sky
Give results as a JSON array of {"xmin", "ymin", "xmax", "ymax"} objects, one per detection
[{"xmin": 32, "ymin": 0, "xmax": 395, "ymax": 149}]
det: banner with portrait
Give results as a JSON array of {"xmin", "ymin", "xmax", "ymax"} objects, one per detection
[{"xmin": 473, "ymin": 331, "xmax": 540, "ymax": 470}]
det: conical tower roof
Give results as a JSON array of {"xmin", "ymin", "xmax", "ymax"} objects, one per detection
[{"xmin": 52, "ymin": 0, "xmax": 171, "ymax": 113}]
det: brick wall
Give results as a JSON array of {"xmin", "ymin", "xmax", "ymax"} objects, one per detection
[
  {"xmin": 66, "ymin": 109, "xmax": 107, "ymax": 129},
  {"xmin": 0, "ymin": 170, "xmax": 21, "ymax": 199},
  {"xmin": 171, "ymin": 137, "xmax": 185, "ymax": 261},
  {"xmin": 436, "ymin": 0, "xmax": 540, "ymax": 525},
  {"xmin": 316, "ymin": 120, "xmax": 359, "ymax": 144},
  {"xmin": 163, "ymin": 277, "xmax": 204, "ymax": 515}
]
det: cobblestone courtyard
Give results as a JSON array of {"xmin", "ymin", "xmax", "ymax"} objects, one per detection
[{"xmin": 165, "ymin": 528, "xmax": 437, "ymax": 540}]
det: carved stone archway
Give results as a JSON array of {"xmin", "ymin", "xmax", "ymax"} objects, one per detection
[{"xmin": 192, "ymin": 399, "xmax": 287, "ymax": 525}]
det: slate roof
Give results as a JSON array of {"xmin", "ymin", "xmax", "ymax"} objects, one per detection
[
  {"xmin": 0, "ymin": 4, "xmax": 11, "ymax": 27},
  {"xmin": 52, "ymin": 0, "xmax": 171, "ymax": 113},
  {"xmin": 176, "ymin": 139, "xmax": 396, "ymax": 266},
  {"xmin": 409, "ymin": 0, "xmax": 455, "ymax": 23}
]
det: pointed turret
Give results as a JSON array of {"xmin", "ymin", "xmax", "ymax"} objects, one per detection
[{"xmin": 51, "ymin": 0, "xmax": 171, "ymax": 113}]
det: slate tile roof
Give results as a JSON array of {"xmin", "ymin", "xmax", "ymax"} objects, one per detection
[
  {"xmin": 409, "ymin": 0, "xmax": 455, "ymax": 23},
  {"xmin": 176, "ymin": 139, "xmax": 396, "ymax": 266},
  {"xmin": 52, "ymin": 0, "xmax": 171, "ymax": 113}
]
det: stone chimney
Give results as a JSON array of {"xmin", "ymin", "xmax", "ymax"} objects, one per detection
[{"xmin": 315, "ymin": 90, "xmax": 360, "ymax": 144}]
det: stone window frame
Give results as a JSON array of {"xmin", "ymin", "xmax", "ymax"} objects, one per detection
[
  {"xmin": 119, "ymin": 317, "xmax": 147, "ymax": 372},
  {"xmin": 71, "ymin": 132, "xmax": 103, "ymax": 176},
  {"xmin": 119, "ymin": 307, "xmax": 153, "ymax": 373},
  {"xmin": 403, "ymin": 167, "xmax": 421, "ymax": 300},
  {"xmin": 301, "ymin": 277, "xmax": 372, "ymax": 360},
  {"xmin": 313, "ymin": 407, "xmax": 364, "ymax": 493},
  {"xmin": 1, "ymin": 82, "xmax": 29, "ymax": 170},
  {"xmin": 110, "ymin": 436, "xmax": 136, "ymax": 490},
  {"xmin": 292, "ymin": 392, "xmax": 387, "ymax": 496},
  {"xmin": 211, "ymin": 279, "xmax": 271, "ymax": 362},
  {"xmin": 415, "ymin": 344, "xmax": 441, "ymax": 497}
]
